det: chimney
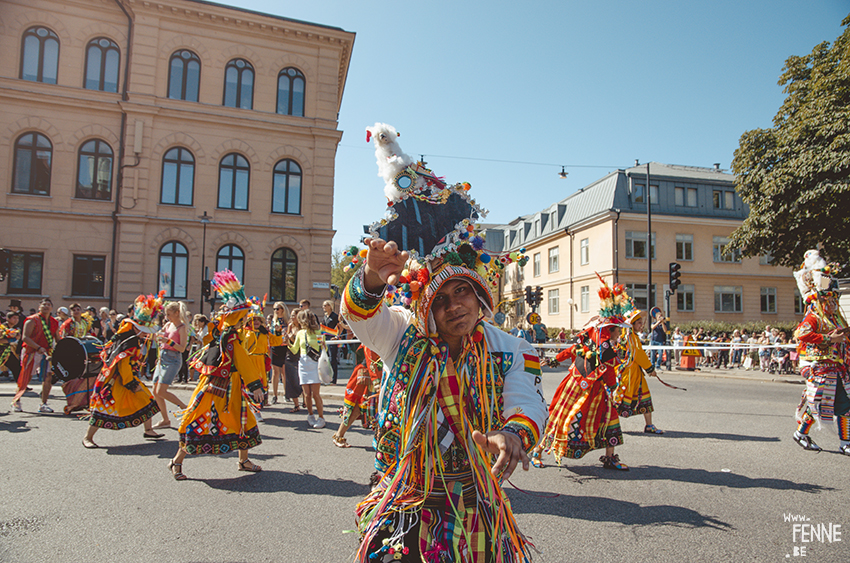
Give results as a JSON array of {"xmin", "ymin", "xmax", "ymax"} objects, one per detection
[{"xmin": 713, "ymin": 163, "xmax": 721, "ymax": 171}]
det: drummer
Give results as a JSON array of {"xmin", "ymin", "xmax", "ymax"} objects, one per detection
[
  {"xmin": 83, "ymin": 292, "xmax": 166, "ymax": 448},
  {"xmin": 11, "ymin": 298, "xmax": 59, "ymax": 414},
  {"xmin": 59, "ymin": 303, "xmax": 95, "ymax": 340}
]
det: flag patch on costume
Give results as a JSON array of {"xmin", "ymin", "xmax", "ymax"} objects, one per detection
[{"xmin": 523, "ymin": 353, "xmax": 541, "ymax": 376}]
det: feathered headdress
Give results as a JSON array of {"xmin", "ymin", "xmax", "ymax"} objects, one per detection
[
  {"xmin": 127, "ymin": 290, "xmax": 165, "ymax": 333},
  {"xmin": 212, "ymin": 269, "xmax": 251, "ymax": 314},
  {"xmin": 596, "ymin": 272, "xmax": 634, "ymax": 327}
]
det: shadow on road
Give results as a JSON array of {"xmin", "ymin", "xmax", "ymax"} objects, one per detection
[
  {"xmin": 622, "ymin": 430, "xmax": 781, "ymax": 442},
  {"xmin": 201, "ymin": 469, "xmax": 370, "ymax": 496},
  {"xmin": 0, "ymin": 413, "xmax": 33, "ymax": 433},
  {"xmin": 507, "ymin": 490, "xmax": 732, "ymax": 529},
  {"xmin": 560, "ymin": 464, "xmax": 832, "ymax": 493}
]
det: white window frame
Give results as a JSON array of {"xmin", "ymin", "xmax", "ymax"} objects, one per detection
[
  {"xmin": 580, "ymin": 285, "xmax": 590, "ymax": 313},
  {"xmin": 548, "ymin": 288, "xmax": 559, "ymax": 315},
  {"xmin": 625, "ymin": 231, "xmax": 656, "ymax": 259},
  {"xmin": 761, "ymin": 287, "xmax": 777, "ymax": 314},
  {"xmin": 713, "ymin": 236, "xmax": 741, "ymax": 263},
  {"xmin": 580, "ymin": 238, "xmax": 589, "ymax": 265},
  {"xmin": 533, "ymin": 253, "xmax": 541, "ymax": 277},
  {"xmin": 548, "ymin": 247, "xmax": 559, "ymax": 273},
  {"xmin": 676, "ymin": 284, "xmax": 695, "ymax": 312},
  {"xmin": 714, "ymin": 285, "xmax": 743, "ymax": 313},
  {"xmin": 676, "ymin": 234, "xmax": 693, "ymax": 261}
]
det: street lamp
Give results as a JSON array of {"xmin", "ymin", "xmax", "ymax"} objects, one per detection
[{"xmin": 199, "ymin": 211, "xmax": 211, "ymax": 314}]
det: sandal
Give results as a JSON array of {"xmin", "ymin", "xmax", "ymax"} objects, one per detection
[
  {"xmin": 792, "ymin": 432, "xmax": 822, "ymax": 452},
  {"xmin": 238, "ymin": 459, "xmax": 262, "ymax": 472},
  {"xmin": 291, "ymin": 406, "xmax": 301, "ymax": 413},
  {"xmin": 644, "ymin": 424, "xmax": 664, "ymax": 434},
  {"xmin": 143, "ymin": 431, "xmax": 165, "ymax": 440},
  {"xmin": 82, "ymin": 438, "xmax": 99, "ymax": 449},
  {"xmin": 168, "ymin": 459, "xmax": 187, "ymax": 481},
  {"xmin": 332, "ymin": 434, "xmax": 351, "ymax": 448},
  {"xmin": 600, "ymin": 454, "xmax": 629, "ymax": 471},
  {"xmin": 530, "ymin": 451, "xmax": 544, "ymax": 468}
]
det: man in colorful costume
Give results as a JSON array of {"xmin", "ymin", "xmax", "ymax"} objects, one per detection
[
  {"xmin": 82, "ymin": 292, "xmax": 165, "ymax": 448},
  {"xmin": 532, "ymin": 275, "xmax": 631, "ymax": 470},
  {"xmin": 614, "ymin": 308, "xmax": 663, "ymax": 434},
  {"xmin": 169, "ymin": 270, "xmax": 265, "ymax": 480},
  {"xmin": 333, "ymin": 345, "xmax": 382, "ymax": 448},
  {"xmin": 12, "ymin": 298, "xmax": 59, "ymax": 413},
  {"xmin": 791, "ymin": 250, "xmax": 849, "ymax": 454},
  {"xmin": 342, "ymin": 123, "xmax": 547, "ymax": 563}
]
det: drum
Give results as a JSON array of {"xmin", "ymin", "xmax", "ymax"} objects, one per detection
[
  {"xmin": 79, "ymin": 336, "xmax": 103, "ymax": 357},
  {"xmin": 52, "ymin": 337, "xmax": 88, "ymax": 381}
]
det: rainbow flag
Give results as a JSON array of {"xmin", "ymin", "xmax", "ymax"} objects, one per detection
[{"xmin": 321, "ymin": 324, "xmax": 339, "ymax": 337}]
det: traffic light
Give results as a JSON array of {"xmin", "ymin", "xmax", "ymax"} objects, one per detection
[
  {"xmin": 534, "ymin": 286, "xmax": 544, "ymax": 307},
  {"xmin": 669, "ymin": 262, "xmax": 682, "ymax": 292},
  {"xmin": 525, "ymin": 286, "xmax": 533, "ymax": 306},
  {"xmin": 0, "ymin": 249, "xmax": 10, "ymax": 282},
  {"xmin": 201, "ymin": 279, "xmax": 211, "ymax": 300}
]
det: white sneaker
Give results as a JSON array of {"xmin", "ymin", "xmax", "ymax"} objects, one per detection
[
  {"xmin": 11, "ymin": 401, "xmax": 22, "ymax": 412},
  {"xmin": 313, "ymin": 416, "xmax": 326, "ymax": 429},
  {"xmin": 255, "ymin": 410, "xmax": 264, "ymax": 423},
  {"xmin": 307, "ymin": 414, "xmax": 316, "ymax": 426},
  {"xmin": 38, "ymin": 403, "xmax": 54, "ymax": 413}
]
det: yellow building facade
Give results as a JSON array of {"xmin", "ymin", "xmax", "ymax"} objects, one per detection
[
  {"xmin": 0, "ymin": 0, "xmax": 354, "ymax": 313},
  {"xmin": 490, "ymin": 163, "xmax": 800, "ymax": 331}
]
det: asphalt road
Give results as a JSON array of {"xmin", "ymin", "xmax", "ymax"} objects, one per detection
[{"xmin": 1, "ymin": 367, "xmax": 847, "ymax": 563}]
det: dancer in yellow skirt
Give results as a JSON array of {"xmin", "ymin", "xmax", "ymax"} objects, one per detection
[
  {"xmin": 168, "ymin": 270, "xmax": 265, "ymax": 480},
  {"xmin": 613, "ymin": 308, "xmax": 664, "ymax": 434},
  {"xmin": 242, "ymin": 307, "xmax": 283, "ymax": 419},
  {"xmin": 83, "ymin": 292, "xmax": 164, "ymax": 448}
]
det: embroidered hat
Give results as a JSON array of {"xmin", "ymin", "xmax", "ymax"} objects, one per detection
[{"xmin": 358, "ymin": 123, "xmax": 528, "ymax": 335}]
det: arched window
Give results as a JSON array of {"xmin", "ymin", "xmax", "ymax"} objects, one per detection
[
  {"xmin": 270, "ymin": 248, "xmax": 297, "ymax": 302},
  {"xmin": 158, "ymin": 241, "xmax": 188, "ymax": 298},
  {"xmin": 218, "ymin": 153, "xmax": 249, "ymax": 210},
  {"xmin": 216, "ymin": 244, "xmax": 245, "ymax": 282},
  {"xmin": 84, "ymin": 37, "xmax": 120, "ymax": 92},
  {"xmin": 12, "ymin": 132, "xmax": 52, "ymax": 195},
  {"xmin": 272, "ymin": 159, "xmax": 301, "ymax": 214},
  {"xmin": 223, "ymin": 58, "xmax": 254, "ymax": 109},
  {"xmin": 167, "ymin": 50, "xmax": 200, "ymax": 102},
  {"xmin": 20, "ymin": 26, "xmax": 59, "ymax": 84},
  {"xmin": 276, "ymin": 67, "xmax": 305, "ymax": 116},
  {"xmin": 161, "ymin": 147, "xmax": 194, "ymax": 205},
  {"xmin": 76, "ymin": 139, "xmax": 113, "ymax": 200}
]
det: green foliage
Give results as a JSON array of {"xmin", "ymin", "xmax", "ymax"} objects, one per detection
[
  {"xmin": 330, "ymin": 246, "xmax": 359, "ymax": 300},
  {"xmin": 730, "ymin": 14, "xmax": 850, "ymax": 268}
]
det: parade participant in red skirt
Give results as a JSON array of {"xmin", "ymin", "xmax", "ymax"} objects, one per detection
[
  {"xmin": 531, "ymin": 274, "xmax": 632, "ymax": 471},
  {"xmin": 12, "ymin": 298, "xmax": 59, "ymax": 413},
  {"xmin": 332, "ymin": 345, "xmax": 382, "ymax": 448}
]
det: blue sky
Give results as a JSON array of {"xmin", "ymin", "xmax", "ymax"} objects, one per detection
[{"xmin": 224, "ymin": 0, "xmax": 848, "ymax": 250}]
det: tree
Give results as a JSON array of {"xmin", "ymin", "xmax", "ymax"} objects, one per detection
[
  {"xmin": 330, "ymin": 246, "xmax": 359, "ymax": 300},
  {"xmin": 730, "ymin": 14, "xmax": 850, "ymax": 268}
]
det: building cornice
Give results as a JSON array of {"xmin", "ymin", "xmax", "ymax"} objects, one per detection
[{"xmin": 126, "ymin": 0, "xmax": 354, "ymax": 110}]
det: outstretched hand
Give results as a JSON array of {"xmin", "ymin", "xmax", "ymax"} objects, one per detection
[
  {"xmin": 472, "ymin": 429, "xmax": 529, "ymax": 481},
  {"xmin": 363, "ymin": 237, "xmax": 409, "ymax": 291}
]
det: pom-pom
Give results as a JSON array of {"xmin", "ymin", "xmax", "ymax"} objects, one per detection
[
  {"xmin": 416, "ymin": 268, "xmax": 430, "ymax": 285},
  {"xmin": 479, "ymin": 253, "xmax": 491, "ymax": 263},
  {"xmin": 409, "ymin": 281, "xmax": 420, "ymax": 291},
  {"xmin": 471, "ymin": 236, "xmax": 485, "ymax": 250},
  {"xmin": 444, "ymin": 252, "xmax": 463, "ymax": 265},
  {"xmin": 359, "ymin": 248, "xmax": 368, "ymax": 258}
]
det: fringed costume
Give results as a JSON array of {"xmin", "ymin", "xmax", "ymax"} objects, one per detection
[
  {"xmin": 89, "ymin": 328, "xmax": 160, "ymax": 429},
  {"xmin": 614, "ymin": 315, "xmax": 655, "ymax": 418},
  {"xmin": 792, "ymin": 250, "xmax": 850, "ymax": 454},
  {"xmin": 342, "ymin": 268, "xmax": 546, "ymax": 563},
  {"xmin": 179, "ymin": 325, "xmax": 264, "ymax": 455}
]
